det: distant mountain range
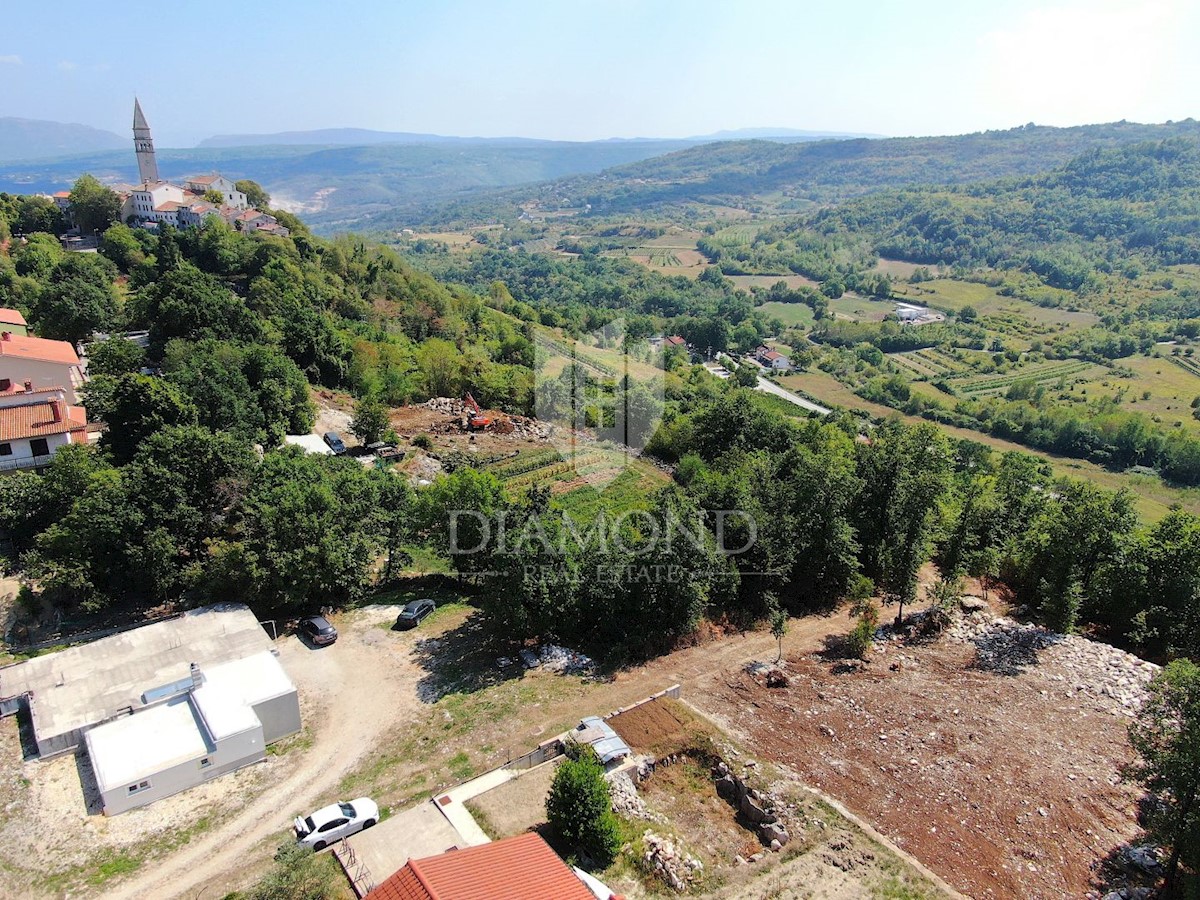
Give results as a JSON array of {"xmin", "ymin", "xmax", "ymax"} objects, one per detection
[
  {"xmin": 0, "ymin": 118, "xmax": 126, "ymax": 164},
  {"xmin": 198, "ymin": 126, "xmax": 883, "ymax": 148},
  {"xmin": 0, "ymin": 140, "xmax": 704, "ymax": 223}
]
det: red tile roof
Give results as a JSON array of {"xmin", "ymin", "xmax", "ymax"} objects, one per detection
[
  {"xmin": 0, "ymin": 333, "xmax": 80, "ymax": 366},
  {"xmin": 664, "ymin": 335, "xmax": 686, "ymax": 346},
  {"xmin": 365, "ymin": 833, "xmax": 595, "ymax": 900},
  {"xmin": 0, "ymin": 400, "xmax": 86, "ymax": 442},
  {"xmin": 0, "ymin": 382, "xmax": 65, "ymax": 397},
  {"xmin": 0, "ymin": 309, "xmax": 27, "ymax": 327}
]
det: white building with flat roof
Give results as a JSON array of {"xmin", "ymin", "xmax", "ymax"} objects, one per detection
[
  {"xmin": 0, "ymin": 604, "xmax": 300, "ymax": 816},
  {"xmin": 83, "ymin": 650, "xmax": 298, "ymax": 815}
]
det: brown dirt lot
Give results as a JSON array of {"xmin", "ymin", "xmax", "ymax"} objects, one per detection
[
  {"xmin": 609, "ymin": 697, "xmax": 699, "ymax": 756},
  {"xmin": 698, "ymin": 627, "xmax": 1144, "ymax": 899}
]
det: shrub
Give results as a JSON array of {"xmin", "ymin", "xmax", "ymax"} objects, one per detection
[
  {"xmin": 546, "ymin": 746, "xmax": 621, "ymax": 867},
  {"xmin": 846, "ymin": 599, "xmax": 879, "ymax": 659},
  {"xmin": 412, "ymin": 433, "xmax": 433, "ymax": 450}
]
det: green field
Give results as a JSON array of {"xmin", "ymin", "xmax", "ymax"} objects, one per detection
[{"xmin": 757, "ymin": 300, "xmax": 815, "ymax": 327}]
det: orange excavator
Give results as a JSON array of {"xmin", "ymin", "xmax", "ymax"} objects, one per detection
[{"xmin": 464, "ymin": 392, "xmax": 491, "ymax": 431}]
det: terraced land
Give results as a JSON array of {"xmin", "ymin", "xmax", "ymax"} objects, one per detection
[
  {"xmin": 951, "ymin": 360, "xmax": 1102, "ymax": 396},
  {"xmin": 484, "ymin": 447, "xmax": 668, "ymax": 507}
]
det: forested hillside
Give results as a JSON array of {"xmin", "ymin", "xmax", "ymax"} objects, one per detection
[
  {"xmin": 814, "ymin": 138, "xmax": 1200, "ymax": 284},
  {"xmin": 390, "ymin": 120, "xmax": 1200, "ymax": 229},
  {"xmin": 0, "ymin": 139, "xmax": 701, "ymax": 228},
  {"xmin": 0, "ymin": 182, "xmax": 1197, "ymax": 673}
]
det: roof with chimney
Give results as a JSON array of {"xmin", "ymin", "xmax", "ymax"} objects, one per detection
[
  {"xmin": 365, "ymin": 833, "xmax": 596, "ymax": 900},
  {"xmin": 0, "ymin": 398, "xmax": 86, "ymax": 441},
  {"xmin": 0, "ymin": 333, "xmax": 80, "ymax": 366}
]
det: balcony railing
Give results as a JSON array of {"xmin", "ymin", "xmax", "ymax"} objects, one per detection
[{"xmin": 0, "ymin": 454, "xmax": 54, "ymax": 472}]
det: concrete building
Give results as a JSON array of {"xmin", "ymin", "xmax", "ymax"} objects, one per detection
[
  {"xmin": 0, "ymin": 332, "xmax": 85, "ymax": 403},
  {"xmin": 0, "ymin": 387, "xmax": 88, "ymax": 471},
  {"xmin": 185, "ymin": 174, "xmax": 247, "ymax": 209},
  {"xmin": 754, "ymin": 345, "xmax": 792, "ymax": 371},
  {"xmin": 232, "ymin": 208, "xmax": 289, "ymax": 237},
  {"xmin": 83, "ymin": 650, "xmax": 299, "ymax": 815},
  {"xmin": 0, "ymin": 603, "xmax": 300, "ymax": 810}
]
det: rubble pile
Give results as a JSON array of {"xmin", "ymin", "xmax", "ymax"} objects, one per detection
[
  {"xmin": 712, "ymin": 759, "xmax": 792, "ymax": 851},
  {"xmin": 518, "ymin": 643, "xmax": 597, "ymax": 676},
  {"xmin": 606, "ymin": 770, "xmax": 665, "ymax": 823},
  {"xmin": 641, "ymin": 831, "xmax": 703, "ymax": 892},
  {"xmin": 948, "ymin": 611, "xmax": 1159, "ymax": 713},
  {"xmin": 423, "ymin": 397, "xmax": 554, "ymax": 440}
]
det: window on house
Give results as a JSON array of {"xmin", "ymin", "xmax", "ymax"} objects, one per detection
[
  {"xmin": 0, "ymin": 444, "xmax": 11, "ymax": 456},
  {"xmin": 199, "ymin": 757, "xmax": 211, "ymax": 769},
  {"xmin": 128, "ymin": 780, "xmax": 151, "ymax": 795},
  {"xmin": 30, "ymin": 438, "xmax": 49, "ymax": 457}
]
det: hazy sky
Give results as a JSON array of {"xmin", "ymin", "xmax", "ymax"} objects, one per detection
[{"xmin": 2, "ymin": 0, "xmax": 1197, "ymax": 146}]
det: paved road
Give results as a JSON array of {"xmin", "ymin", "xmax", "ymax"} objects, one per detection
[
  {"xmin": 754, "ymin": 374, "xmax": 831, "ymax": 416},
  {"xmin": 710, "ymin": 355, "xmax": 831, "ymax": 416}
]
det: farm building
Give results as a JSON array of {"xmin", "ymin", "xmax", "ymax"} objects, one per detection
[
  {"xmin": 0, "ymin": 603, "xmax": 300, "ymax": 814},
  {"xmin": 895, "ymin": 303, "xmax": 945, "ymax": 326},
  {"xmin": 571, "ymin": 715, "xmax": 632, "ymax": 766},
  {"xmin": 754, "ymin": 345, "xmax": 792, "ymax": 370}
]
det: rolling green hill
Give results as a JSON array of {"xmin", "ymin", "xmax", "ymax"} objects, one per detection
[{"xmin": 390, "ymin": 120, "xmax": 1200, "ymax": 229}]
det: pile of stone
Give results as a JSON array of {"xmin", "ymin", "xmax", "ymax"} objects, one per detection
[
  {"xmin": 642, "ymin": 831, "xmax": 703, "ymax": 892},
  {"xmin": 745, "ymin": 660, "xmax": 790, "ymax": 687},
  {"xmin": 424, "ymin": 396, "xmax": 554, "ymax": 440},
  {"xmin": 712, "ymin": 760, "xmax": 791, "ymax": 850},
  {"xmin": 607, "ymin": 770, "xmax": 665, "ymax": 823},
  {"xmin": 948, "ymin": 611, "xmax": 1159, "ymax": 713}
]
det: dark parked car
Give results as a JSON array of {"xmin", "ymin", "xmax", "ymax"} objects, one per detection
[
  {"xmin": 323, "ymin": 431, "xmax": 347, "ymax": 454},
  {"xmin": 299, "ymin": 615, "xmax": 338, "ymax": 645},
  {"xmin": 394, "ymin": 599, "xmax": 436, "ymax": 630}
]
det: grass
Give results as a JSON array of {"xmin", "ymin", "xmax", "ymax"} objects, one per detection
[
  {"xmin": 37, "ymin": 814, "xmax": 217, "ymax": 894},
  {"xmin": 266, "ymin": 727, "xmax": 315, "ymax": 757},
  {"xmin": 463, "ymin": 800, "xmax": 502, "ymax": 840},
  {"xmin": 338, "ymin": 667, "xmax": 587, "ymax": 808},
  {"xmin": 447, "ymin": 751, "xmax": 476, "ymax": 781},
  {"xmin": 826, "ymin": 293, "xmax": 895, "ymax": 322},
  {"xmin": 1116, "ymin": 354, "xmax": 1200, "ymax": 430},
  {"xmin": 757, "ymin": 300, "xmax": 815, "ymax": 327}
]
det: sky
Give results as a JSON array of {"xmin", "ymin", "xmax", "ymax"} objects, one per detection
[{"xmin": 2, "ymin": 0, "xmax": 1198, "ymax": 147}]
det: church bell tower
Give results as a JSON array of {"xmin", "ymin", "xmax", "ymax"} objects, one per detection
[{"xmin": 133, "ymin": 97, "xmax": 159, "ymax": 184}]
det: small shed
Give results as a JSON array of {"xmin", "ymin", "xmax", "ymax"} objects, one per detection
[{"xmin": 572, "ymin": 716, "xmax": 631, "ymax": 766}]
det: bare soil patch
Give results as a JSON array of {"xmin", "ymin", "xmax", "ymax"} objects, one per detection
[
  {"xmin": 609, "ymin": 697, "xmax": 699, "ymax": 756},
  {"xmin": 697, "ymin": 621, "xmax": 1146, "ymax": 899}
]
